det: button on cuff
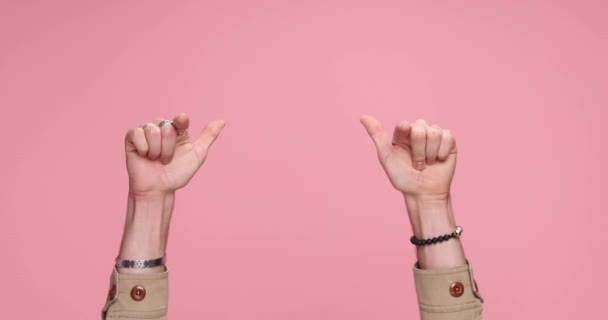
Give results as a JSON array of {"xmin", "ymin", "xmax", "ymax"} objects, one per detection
[
  {"xmin": 449, "ymin": 281, "xmax": 464, "ymax": 297},
  {"xmin": 413, "ymin": 260, "xmax": 483, "ymax": 313},
  {"xmin": 130, "ymin": 285, "xmax": 147, "ymax": 301},
  {"xmin": 101, "ymin": 267, "xmax": 169, "ymax": 320}
]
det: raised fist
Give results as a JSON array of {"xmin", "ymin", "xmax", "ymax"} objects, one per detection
[
  {"xmin": 361, "ymin": 115, "xmax": 457, "ymax": 200},
  {"xmin": 124, "ymin": 113, "xmax": 225, "ymax": 197}
]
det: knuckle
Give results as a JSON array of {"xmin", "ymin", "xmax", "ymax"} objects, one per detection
[
  {"xmin": 410, "ymin": 127, "xmax": 426, "ymax": 140},
  {"xmin": 206, "ymin": 124, "xmax": 223, "ymax": 138},
  {"xmin": 193, "ymin": 144, "xmax": 208, "ymax": 159},
  {"xmin": 370, "ymin": 122, "xmax": 384, "ymax": 133},
  {"xmin": 125, "ymin": 127, "xmax": 143, "ymax": 142},
  {"xmin": 397, "ymin": 120, "xmax": 409, "ymax": 129},
  {"xmin": 442, "ymin": 129, "xmax": 454, "ymax": 140},
  {"xmin": 161, "ymin": 124, "xmax": 176, "ymax": 134},
  {"xmin": 427, "ymin": 127, "xmax": 442, "ymax": 139},
  {"xmin": 144, "ymin": 125, "xmax": 160, "ymax": 134},
  {"xmin": 125, "ymin": 128, "xmax": 134, "ymax": 140}
]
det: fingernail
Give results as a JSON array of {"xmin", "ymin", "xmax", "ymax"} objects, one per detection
[{"xmin": 415, "ymin": 161, "xmax": 425, "ymax": 171}]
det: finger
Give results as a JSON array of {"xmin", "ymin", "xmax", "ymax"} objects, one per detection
[
  {"xmin": 143, "ymin": 122, "xmax": 161, "ymax": 160},
  {"xmin": 125, "ymin": 127, "xmax": 149, "ymax": 157},
  {"xmin": 360, "ymin": 115, "xmax": 391, "ymax": 159},
  {"xmin": 410, "ymin": 119, "xmax": 428, "ymax": 171},
  {"xmin": 425, "ymin": 125, "xmax": 442, "ymax": 165},
  {"xmin": 392, "ymin": 120, "xmax": 412, "ymax": 148},
  {"xmin": 437, "ymin": 129, "xmax": 457, "ymax": 161},
  {"xmin": 159, "ymin": 119, "xmax": 177, "ymax": 164},
  {"xmin": 194, "ymin": 119, "xmax": 226, "ymax": 156},
  {"xmin": 172, "ymin": 113, "xmax": 190, "ymax": 140}
]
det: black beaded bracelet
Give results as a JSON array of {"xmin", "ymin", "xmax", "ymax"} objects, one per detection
[{"xmin": 410, "ymin": 226, "xmax": 463, "ymax": 246}]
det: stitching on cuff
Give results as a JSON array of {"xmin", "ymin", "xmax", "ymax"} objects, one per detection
[
  {"xmin": 412, "ymin": 263, "xmax": 470, "ymax": 276},
  {"xmin": 113, "ymin": 267, "xmax": 169, "ymax": 281},
  {"xmin": 419, "ymin": 300, "xmax": 482, "ymax": 313},
  {"xmin": 106, "ymin": 307, "xmax": 168, "ymax": 319}
]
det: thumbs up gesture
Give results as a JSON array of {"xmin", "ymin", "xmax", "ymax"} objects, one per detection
[
  {"xmin": 360, "ymin": 115, "xmax": 457, "ymax": 201},
  {"xmin": 124, "ymin": 113, "xmax": 225, "ymax": 198}
]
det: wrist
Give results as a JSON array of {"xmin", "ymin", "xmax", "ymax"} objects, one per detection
[
  {"xmin": 403, "ymin": 193, "xmax": 466, "ymax": 269},
  {"xmin": 127, "ymin": 190, "xmax": 175, "ymax": 219},
  {"xmin": 403, "ymin": 192, "xmax": 450, "ymax": 205},
  {"xmin": 128, "ymin": 189, "xmax": 176, "ymax": 203},
  {"xmin": 403, "ymin": 193, "xmax": 456, "ymax": 238}
]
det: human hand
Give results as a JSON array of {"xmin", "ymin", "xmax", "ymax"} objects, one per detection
[
  {"xmin": 361, "ymin": 115, "xmax": 465, "ymax": 269},
  {"xmin": 360, "ymin": 115, "xmax": 457, "ymax": 201},
  {"xmin": 118, "ymin": 114, "xmax": 225, "ymax": 272},
  {"xmin": 124, "ymin": 113, "xmax": 225, "ymax": 198}
]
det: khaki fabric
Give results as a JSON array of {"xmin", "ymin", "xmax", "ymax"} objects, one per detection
[
  {"xmin": 413, "ymin": 261, "xmax": 484, "ymax": 320},
  {"xmin": 101, "ymin": 262, "xmax": 483, "ymax": 319},
  {"xmin": 101, "ymin": 267, "xmax": 169, "ymax": 320}
]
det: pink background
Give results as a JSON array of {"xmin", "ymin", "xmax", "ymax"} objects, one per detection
[{"xmin": 1, "ymin": 1, "xmax": 606, "ymax": 319}]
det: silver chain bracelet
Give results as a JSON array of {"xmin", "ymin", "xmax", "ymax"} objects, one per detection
[{"xmin": 115, "ymin": 256, "xmax": 166, "ymax": 268}]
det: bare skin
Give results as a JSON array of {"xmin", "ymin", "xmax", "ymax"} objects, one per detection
[
  {"xmin": 116, "ymin": 113, "xmax": 465, "ymax": 275},
  {"xmin": 360, "ymin": 116, "xmax": 466, "ymax": 269},
  {"xmin": 117, "ymin": 113, "xmax": 224, "ymax": 274}
]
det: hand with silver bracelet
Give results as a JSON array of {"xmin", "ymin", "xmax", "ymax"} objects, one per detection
[{"xmin": 117, "ymin": 113, "xmax": 225, "ymax": 274}]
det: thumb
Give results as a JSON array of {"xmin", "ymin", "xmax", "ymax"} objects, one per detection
[
  {"xmin": 360, "ymin": 115, "xmax": 391, "ymax": 159},
  {"xmin": 194, "ymin": 119, "xmax": 226, "ymax": 155}
]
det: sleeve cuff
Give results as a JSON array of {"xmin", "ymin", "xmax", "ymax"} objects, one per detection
[
  {"xmin": 413, "ymin": 260, "xmax": 483, "ymax": 315},
  {"xmin": 101, "ymin": 267, "xmax": 169, "ymax": 320}
]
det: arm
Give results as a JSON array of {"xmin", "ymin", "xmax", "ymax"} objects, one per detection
[
  {"xmin": 101, "ymin": 113, "xmax": 225, "ymax": 320},
  {"xmin": 360, "ymin": 116, "xmax": 483, "ymax": 320}
]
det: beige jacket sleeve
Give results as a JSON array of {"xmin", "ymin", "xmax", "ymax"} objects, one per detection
[
  {"xmin": 413, "ymin": 260, "xmax": 484, "ymax": 320},
  {"xmin": 101, "ymin": 262, "xmax": 483, "ymax": 320},
  {"xmin": 101, "ymin": 267, "xmax": 169, "ymax": 320}
]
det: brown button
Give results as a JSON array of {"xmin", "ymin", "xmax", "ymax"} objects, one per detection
[
  {"xmin": 130, "ymin": 285, "xmax": 146, "ymax": 301},
  {"xmin": 450, "ymin": 281, "xmax": 464, "ymax": 297},
  {"xmin": 107, "ymin": 285, "xmax": 117, "ymax": 301}
]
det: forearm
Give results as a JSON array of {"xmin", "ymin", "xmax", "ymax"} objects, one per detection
[
  {"xmin": 102, "ymin": 113, "xmax": 220, "ymax": 319},
  {"xmin": 405, "ymin": 193, "xmax": 483, "ymax": 320},
  {"xmin": 360, "ymin": 115, "xmax": 482, "ymax": 318},
  {"xmin": 100, "ymin": 193, "xmax": 173, "ymax": 319},
  {"xmin": 117, "ymin": 192, "xmax": 175, "ymax": 274},
  {"xmin": 404, "ymin": 194, "xmax": 466, "ymax": 269}
]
